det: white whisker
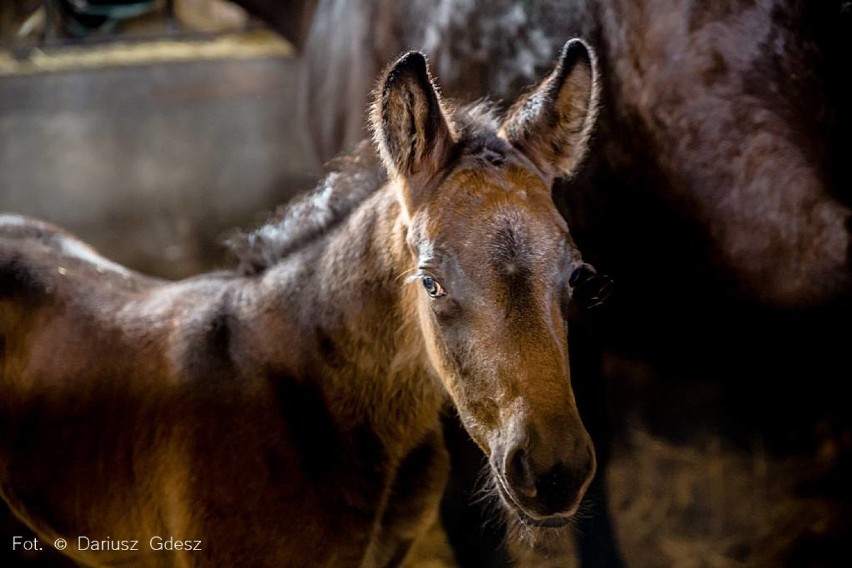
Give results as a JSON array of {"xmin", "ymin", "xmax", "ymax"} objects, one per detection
[{"xmin": 395, "ymin": 267, "xmax": 418, "ymax": 283}]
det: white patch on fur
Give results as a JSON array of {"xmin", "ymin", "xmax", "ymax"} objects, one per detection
[
  {"xmin": 0, "ymin": 214, "xmax": 34, "ymax": 227},
  {"xmin": 60, "ymin": 238, "xmax": 130, "ymax": 276},
  {"xmin": 417, "ymin": 0, "xmax": 556, "ymax": 96}
]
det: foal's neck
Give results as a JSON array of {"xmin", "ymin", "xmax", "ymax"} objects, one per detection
[{"xmin": 264, "ymin": 181, "xmax": 443, "ymax": 447}]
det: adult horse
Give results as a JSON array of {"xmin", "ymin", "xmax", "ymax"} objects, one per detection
[
  {"xmin": 1, "ymin": 41, "xmax": 603, "ymax": 566},
  {"xmin": 298, "ymin": 0, "xmax": 851, "ymax": 309}
]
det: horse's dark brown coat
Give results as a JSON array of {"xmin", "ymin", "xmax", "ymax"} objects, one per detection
[{"xmin": 297, "ymin": 0, "xmax": 851, "ymax": 308}]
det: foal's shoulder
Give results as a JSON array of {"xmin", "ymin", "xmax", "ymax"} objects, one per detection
[{"xmin": 0, "ymin": 214, "xmax": 159, "ymax": 299}]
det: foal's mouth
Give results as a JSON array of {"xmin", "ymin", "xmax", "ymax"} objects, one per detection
[{"xmin": 493, "ymin": 472, "xmax": 573, "ymax": 528}]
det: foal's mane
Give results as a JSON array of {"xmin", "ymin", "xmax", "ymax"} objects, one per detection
[
  {"xmin": 228, "ymin": 141, "xmax": 384, "ymax": 275},
  {"xmin": 228, "ymin": 102, "xmax": 504, "ymax": 276}
]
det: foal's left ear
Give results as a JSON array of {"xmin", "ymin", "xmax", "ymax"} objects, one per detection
[
  {"xmin": 371, "ymin": 52, "xmax": 455, "ymax": 202},
  {"xmin": 500, "ymin": 39, "xmax": 599, "ymax": 181}
]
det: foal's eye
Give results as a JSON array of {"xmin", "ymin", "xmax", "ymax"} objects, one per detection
[
  {"xmin": 569, "ymin": 264, "xmax": 613, "ymax": 309},
  {"xmin": 569, "ymin": 264, "xmax": 597, "ymax": 287},
  {"xmin": 421, "ymin": 276, "xmax": 446, "ymax": 298}
]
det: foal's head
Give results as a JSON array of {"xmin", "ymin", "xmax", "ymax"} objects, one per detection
[{"xmin": 373, "ymin": 40, "xmax": 602, "ymax": 526}]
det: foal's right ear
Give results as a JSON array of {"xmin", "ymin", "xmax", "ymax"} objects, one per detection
[{"xmin": 371, "ymin": 52, "xmax": 455, "ymax": 206}]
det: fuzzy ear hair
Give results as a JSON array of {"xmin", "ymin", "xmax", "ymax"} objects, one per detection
[
  {"xmin": 371, "ymin": 51, "xmax": 455, "ymax": 185},
  {"xmin": 500, "ymin": 39, "xmax": 599, "ymax": 180}
]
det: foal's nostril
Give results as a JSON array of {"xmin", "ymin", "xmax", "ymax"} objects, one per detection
[
  {"xmin": 506, "ymin": 447, "xmax": 537, "ymax": 499},
  {"xmin": 535, "ymin": 463, "xmax": 580, "ymax": 514}
]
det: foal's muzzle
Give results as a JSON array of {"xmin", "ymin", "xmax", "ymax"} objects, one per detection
[{"xmin": 492, "ymin": 431, "xmax": 596, "ymax": 525}]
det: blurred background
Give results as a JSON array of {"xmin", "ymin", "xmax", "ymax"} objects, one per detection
[
  {"xmin": 2, "ymin": 1, "xmax": 851, "ymax": 567},
  {"xmin": 1, "ymin": 0, "xmax": 318, "ymax": 279}
]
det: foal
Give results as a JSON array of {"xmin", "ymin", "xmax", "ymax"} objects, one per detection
[{"xmin": 0, "ymin": 40, "xmax": 599, "ymax": 567}]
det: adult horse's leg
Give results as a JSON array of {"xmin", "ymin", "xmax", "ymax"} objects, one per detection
[
  {"xmin": 568, "ymin": 312, "xmax": 625, "ymax": 568},
  {"xmin": 229, "ymin": 0, "xmax": 318, "ymax": 49}
]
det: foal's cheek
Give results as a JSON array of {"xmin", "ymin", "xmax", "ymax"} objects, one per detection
[
  {"xmin": 431, "ymin": 297, "xmax": 461, "ymax": 323},
  {"xmin": 417, "ymin": 304, "xmax": 464, "ymax": 386},
  {"xmin": 430, "ymin": 307, "xmax": 473, "ymax": 373}
]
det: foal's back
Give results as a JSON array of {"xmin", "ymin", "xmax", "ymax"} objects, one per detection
[
  {"xmin": 0, "ymin": 215, "xmax": 353, "ymax": 567},
  {"xmin": 0, "ymin": 214, "xmax": 234, "ymax": 385}
]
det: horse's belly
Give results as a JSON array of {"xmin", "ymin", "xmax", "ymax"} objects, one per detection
[
  {"xmin": 0, "ymin": 428, "xmax": 355, "ymax": 567},
  {"xmin": 0, "ymin": 390, "xmax": 384, "ymax": 567}
]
